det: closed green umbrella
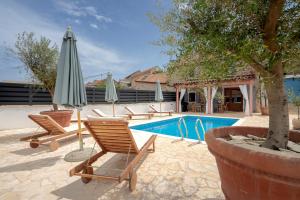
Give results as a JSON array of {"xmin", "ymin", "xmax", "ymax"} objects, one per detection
[
  {"xmin": 155, "ymin": 80, "xmax": 164, "ymax": 115},
  {"xmin": 53, "ymin": 26, "xmax": 87, "ymax": 107},
  {"xmin": 53, "ymin": 26, "xmax": 95, "ymax": 162},
  {"xmin": 105, "ymin": 73, "xmax": 118, "ymax": 116}
]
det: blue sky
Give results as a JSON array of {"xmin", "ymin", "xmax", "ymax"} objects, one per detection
[{"xmin": 0, "ymin": 0, "xmax": 171, "ymax": 82}]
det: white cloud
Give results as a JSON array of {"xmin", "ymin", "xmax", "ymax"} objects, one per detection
[
  {"xmin": 55, "ymin": 0, "xmax": 86, "ymax": 17},
  {"xmin": 95, "ymin": 15, "xmax": 112, "ymax": 23},
  {"xmin": 0, "ymin": 1, "xmax": 136, "ymax": 81},
  {"xmin": 55, "ymin": 0, "xmax": 112, "ymax": 24},
  {"xmin": 74, "ymin": 19, "xmax": 81, "ymax": 24},
  {"xmin": 85, "ymin": 6, "xmax": 97, "ymax": 15},
  {"xmin": 89, "ymin": 23, "xmax": 98, "ymax": 29}
]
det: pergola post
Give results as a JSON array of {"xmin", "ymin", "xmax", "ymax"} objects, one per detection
[
  {"xmin": 249, "ymin": 81, "xmax": 254, "ymax": 115},
  {"xmin": 176, "ymin": 86, "xmax": 179, "ymax": 113},
  {"xmin": 207, "ymin": 86, "xmax": 212, "ymax": 114}
]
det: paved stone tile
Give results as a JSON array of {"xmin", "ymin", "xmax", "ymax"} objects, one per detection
[{"xmin": 0, "ymin": 114, "xmax": 296, "ymax": 199}]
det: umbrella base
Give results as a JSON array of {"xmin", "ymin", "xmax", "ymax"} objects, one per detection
[{"xmin": 64, "ymin": 148, "xmax": 97, "ymax": 162}]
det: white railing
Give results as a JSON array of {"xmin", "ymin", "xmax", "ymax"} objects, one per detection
[
  {"xmin": 195, "ymin": 118, "xmax": 205, "ymax": 143},
  {"xmin": 177, "ymin": 117, "xmax": 188, "ymax": 140}
]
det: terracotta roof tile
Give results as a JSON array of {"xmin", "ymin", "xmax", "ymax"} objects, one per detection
[{"xmin": 135, "ymin": 73, "xmax": 168, "ymax": 84}]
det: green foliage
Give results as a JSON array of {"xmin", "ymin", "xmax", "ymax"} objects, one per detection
[
  {"xmin": 288, "ymin": 90, "xmax": 300, "ymax": 119},
  {"xmin": 95, "ymin": 82, "xmax": 106, "ymax": 89},
  {"xmin": 288, "ymin": 90, "xmax": 300, "ymax": 106},
  {"xmin": 95, "ymin": 81, "xmax": 123, "ymax": 90},
  {"xmin": 13, "ymin": 32, "xmax": 59, "ymax": 96},
  {"xmin": 291, "ymin": 95, "xmax": 300, "ymax": 107},
  {"xmin": 214, "ymin": 92, "xmax": 225, "ymax": 105},
  {"xmin": 151, "ymin": 0, "xmax": 300, "ymax": 81}
]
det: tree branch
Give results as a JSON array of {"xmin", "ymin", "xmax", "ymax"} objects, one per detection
[
  {"xmin": 263, "ymin": 0, "xmax": 285, "ymax": 52},
  {"xmin": 248, "ymin": 57, "xmax": 272, "ymax": 77}
]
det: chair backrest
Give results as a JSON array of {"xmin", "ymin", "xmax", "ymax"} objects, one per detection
[
  {"xmin": 84, "ymin": 117, "xmax": 139, "ymax": 154},
  {"xmin": 28, "ymin": 115, "xmax": 65, "ymax": 134},
  {"xmin": 124, "ymin": 106, "xmax": 135, "ymax": 114},
  {"xmin": 93, "ymin": 109, "xmax": 107, "ymax": 117},
  {"xmin": 149, "ymin": 105, "xmax": 158, "ymax": 112}
]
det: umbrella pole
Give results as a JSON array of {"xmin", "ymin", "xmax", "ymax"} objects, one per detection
[
  {"xmin": 160, "ymin": 102, "xmax": 162, "ymax": 116},
  {"xmin": 113, "ymin": 102, "xmax": 115, "ymax": 117},
  {"xmin": 77, "ymin": 110, "xmax": 83, "ymax": 151},
  {"xmin": 64, "ymin": 109, "xmax": 97, "ymax": 162}
]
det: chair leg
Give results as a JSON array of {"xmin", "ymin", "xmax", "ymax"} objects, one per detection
[
  {"xmin": 30, "ymin": 140, "xmax": 40, "ymax": 148},
  {"xmin": 147, "ymin": 141, "xmax": 155, "ymax": 153},
  {"xmin": 49, "ymin": 140, "xmax": 59, "ymax": 151},
  {"xmin": 81, "ymin": 166, "xmax": 93, "ymax": 184},
  {"xmin": 129, "ymin": 169, "xmax": 137, "ymax": 192},
  {"xmin": 152, "ymin": 142, "xmax": 155, "ymax": 152}
]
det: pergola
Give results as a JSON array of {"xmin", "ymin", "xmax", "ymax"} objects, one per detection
[{"xmin": 174, "ymin": 72, "xmax": 256, "ymax": 115}]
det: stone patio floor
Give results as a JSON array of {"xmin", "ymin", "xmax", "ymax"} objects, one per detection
[{"xmin": 0, "ymin": 113, "xmax": 298, "ymax": 200}]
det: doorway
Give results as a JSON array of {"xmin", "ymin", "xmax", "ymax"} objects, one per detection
[{"xmin": 224, "ymin": 88, "xmax": 243, "ymax": 112}]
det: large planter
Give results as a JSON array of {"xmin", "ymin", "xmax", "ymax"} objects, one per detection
[
  {"xmin": 40, "ymin": 110, "xmax": 73, "ymax": 127},
  {"xmin": 205, "ymin": 126, "xmax": 300, "ymax": 200},
  {"xmin": 292, "ymin": 119, "xmax": 300, "ymax": 130}
]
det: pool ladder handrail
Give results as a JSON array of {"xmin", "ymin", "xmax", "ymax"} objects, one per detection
[
  {"xmin": 195, "ymin": 118, "xmax": 205, "ymax": 143},
  {"xmin": 177, "ymin": 117, "xmax": 188, "ymax": 140}
]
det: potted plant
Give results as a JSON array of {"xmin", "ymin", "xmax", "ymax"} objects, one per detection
[
  {"xmin": 289, "ymin": 92, "xmax": 300, "ymax": 130},
  {"xmin": 153, "ymin": 0, "xmax": 300, "ymax": 199},
  {"xmin": 214, "ymin": 92, "xmax": 225, "ymax": 113},
  {"xmin": 12, "ymin": 32, "xmax": 73, "ymax": 127}
]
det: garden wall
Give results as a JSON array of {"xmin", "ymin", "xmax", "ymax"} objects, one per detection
[{"xmin": 0, "ymin": 102, "xmax": 175, "ymax": 130}]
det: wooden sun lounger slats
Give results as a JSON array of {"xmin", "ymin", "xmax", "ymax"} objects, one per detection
[
  {"xmin": 69, "ymin": 118, "xmax": 157, "ymax": 191},
  {"xmin": 92, "ymin": 109, "xmax": 129, "ymax": 119},
  {"xmin": 98, "ymin": 139, "xmax": 132, "ymax": 144},
  {"xmin": 96, "ymin": 136, "xmax": 132, "ymax": 141},
  {"xmin": 20, "ymin": 114, "xmax": 85, "ymax": 151},
  {"xmin": 90, "ymin": 125, "xmax": 128, "ymax": 128},
  {"xmin": 124, "ymin": 106, "xmax": 153, "ymax": 120},
  {"xmin": 92, "ymin": 129, "xmax": 130, "ymax": 134},
  {"xmin": 149, "ymin": 105, "xmax": 173, "ymax": 116}
]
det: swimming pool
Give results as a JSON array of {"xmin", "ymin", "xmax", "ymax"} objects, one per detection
[{"xmin": 130, "ymin": 116, "xmax": 239, "ymax": 141}]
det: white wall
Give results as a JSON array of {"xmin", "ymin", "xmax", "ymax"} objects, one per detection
[{"xmin": 0, "ymin": 102, "xmax": 175, "ymax": 130}]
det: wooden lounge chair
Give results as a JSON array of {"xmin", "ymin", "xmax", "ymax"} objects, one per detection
[
  {"xmin": 69, "ymin": 117, "xmax": 157, "ymax": 191},
  {"xmin": 149, "ymin": 104, "xmax": 173, "ymax": 116},
  {"xmin": 20, "ymin": 114, "xmax": 86, "ymax": 151},
  {"xmin": 92, "ymin": 108, "xmax": 128, "ymax": 119},
  {"xmin": 124, "ymin": 106, "xmax": 154, "ymax": 119}
]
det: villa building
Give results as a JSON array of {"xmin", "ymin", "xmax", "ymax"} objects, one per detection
[
  {"xmin": 174, "ymin": 68, "xmax": 257, "ymax": 115},
  {"xmin": 120, "ymin": 67, "xmax": 175, "ymax": 91}
]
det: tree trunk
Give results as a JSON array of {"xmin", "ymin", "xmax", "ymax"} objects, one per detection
[
  {"xmin": 49, "ymin": 89, "xmax": 58, "ymax": 111},
  {"xmin": 261, "ymin": 65, "xmax": 289, "ymax": 149},
  {"xmin": 52, "ymin": 103, "xmax": 58, "ymax": 111}
]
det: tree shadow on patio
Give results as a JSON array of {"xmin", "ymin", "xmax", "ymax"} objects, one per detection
[
  {"xmin": 0, "ymin": 130, "xmax": 37, "ymax": 144},
  {"xmin": 10, "ymin": 144, "xmax": 49, "ymax": 156},
  {"xmin": 0, "ymin": 156, "xmax": 60, "ymax": 173},
  {"xmin": 52, "ymin": 153, "xmax": 149, "ymax": 200}
]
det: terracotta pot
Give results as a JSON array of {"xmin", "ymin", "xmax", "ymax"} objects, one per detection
[
  {"xmin": 260, "ymin": 106, "xmax": 269, "ymax": 115},
  {"xmin": 292, "ymin": 119, "xmax": 300, "ymax": 130},
  {"xmin": 40, "ymin": 110, "xmax": 73, "ymax": 127},
  {"xmin": 205, "ymin": 126, "xmax": 300, "ymax": 200}
]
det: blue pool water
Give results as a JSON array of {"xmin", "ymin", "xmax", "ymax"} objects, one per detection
[{"xmin": 131, "ymin": 116, "xmax": 238, "ymax": 141}]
